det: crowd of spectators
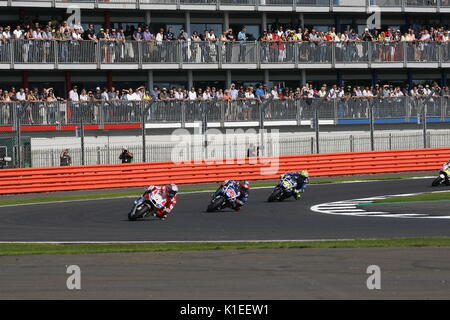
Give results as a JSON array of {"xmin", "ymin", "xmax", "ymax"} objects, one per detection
[
  {"xmin": 1, "ymin": 82, "xmax": 449, "ymax": 105},
  {"xmin": 1, "ymin": 82, "xmax": 450, "ymax": 125},
  {"xmin": 1, "ymin": 19, "xmax": 450, "ymax": 63}
]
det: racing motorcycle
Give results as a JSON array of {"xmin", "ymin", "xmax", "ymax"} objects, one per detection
[
  {"xmin": 128, "ymin": 188, "xmax": 165, "ymax": 221},
  {"xmin": 268, "ymin": 175, "xmax": 298, "ymax": 202},
  {"xmin": 207, "ymin": 184, "xmax": 239, "ymax": 212},
  {"xmin": 431, "ymin": 165, "xmax": 450, "ymax": 187}
]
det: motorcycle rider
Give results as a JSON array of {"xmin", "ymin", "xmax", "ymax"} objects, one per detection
[
  {"xmin": 146, "ymin": 184, "xmax": 178, "ymax": 220},
  {"xmin": 215, "ymin": 180, "xmax": 250, "ymax": 211},
  {"xmin": 280, "ymin": 170, "xmax": 309, "ymax": 200},
  {"xmin": 444, "ymin": 160, "xmax": 450, "ymax": 172}
]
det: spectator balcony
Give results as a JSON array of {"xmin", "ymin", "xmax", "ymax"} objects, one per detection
[
  {"xmin": 0, "ymin": 40, "xmax": 449, "ymax": 70},
  {"xmin": 1, "ymin": 0, "xmax": 449, "ymax": 13},
  {"xmin": 1, "ymin": 97, "xmax": 449, "ymax": 131}
]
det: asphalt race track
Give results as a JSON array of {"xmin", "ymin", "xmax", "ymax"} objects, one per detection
[{"xmin": 1, "ymin": 178, "xmax": 450, "ymax": 242}]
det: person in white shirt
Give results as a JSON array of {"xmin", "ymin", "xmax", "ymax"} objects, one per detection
[
  {"xmin": 318, "ymin": 86, "xmax": 328, "ymax": 98},
  {"xmin": 13, "ymin": 26, "xmax": 23, "ymax": 39},
  {"xmin": 126, "ymin": 88, "xmax": 140, "ymax": 101},
  {"xmin": 244, "ymin": 89, "xmax": 255, "ymax": 99},
  {"xmin": 174, "ymin": 88, "xmax": 184, "ymax": 100},
  {"xmin": 353, "ymin": 87, "xmax": 363, "ymax": 97},
  {"xmin": 2, "ymin": 26, "xmax": 11, "ymax": 41},
  {"xmin": 203, "ymin": 88, "xmax": 213, "ymax": 100},
  {"xmin": 101, "ymin": 89, "xmax": 109, "ymax": 101},
  {"xmin": 271, "ymin": 86, "xmax": 279, "ymax": 100},
  {"xmin": 69, "ymin": 86, "xmax": 79, "ymax": 102},
  {"xmin": 16, "ymin": 88, "xmax": 26, "ymax": 101},
  {"xmin": 362, "ymin": 87, "xmax": 373, "ymax": 97},
  {"xmin": 188, "ymin": 88, "xmax": 197, "ymax": 100},
  {"xmin": 155, "ymin": 29, "xmax": 164, "ymax": 44}
]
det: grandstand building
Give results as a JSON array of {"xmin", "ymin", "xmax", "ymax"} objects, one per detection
[{"xmin": 0, "ymin": 0, "xmax": 449, "ymax": 95}]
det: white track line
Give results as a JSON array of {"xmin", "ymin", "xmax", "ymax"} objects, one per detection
[
  {"xmin": 311, "ymin": 190, "xmax": 450, "ymax": 219},
  {"xmin": 0, "ymin": 239, "xmax": 354, "ymax": 245}
]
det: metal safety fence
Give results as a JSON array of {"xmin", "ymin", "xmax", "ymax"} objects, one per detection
[
  {"xmin": 27, "ymin": 130, "xmax": 450, "ymax": 168},
  {"xmin": 1, "ymin": 96, "xmax": 450, "ymax": 127},
  {"xmin": 6, "ymin": 0, "xmax": 448, "ymax": 8},
  {"xmin": 0, "ymin": 40, "xmax": 450, "ymax": 68}
]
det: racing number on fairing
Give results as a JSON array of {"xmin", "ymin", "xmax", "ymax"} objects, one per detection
[{"xmin": 226, "ymin": 188, "xmax": 237, "ymax": 199}]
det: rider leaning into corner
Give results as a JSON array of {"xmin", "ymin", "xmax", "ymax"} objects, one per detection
[
  {"xmin": 215, "ymin": 180, "xmax": 251, "ymax": 212},
  {"xmin": 146, "ymin": 184, "xmax": 178, "ymax": 220},
  {"xmin": 280, "ymin": 170, "xmax": 310, "ymax": 199},
  {"xmin": 444, "ymin": 160, "xmax": 450, "ymax": 172}
]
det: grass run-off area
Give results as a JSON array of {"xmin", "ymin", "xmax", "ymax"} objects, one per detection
[
  {"xmin": 369, "ymin": 191, "xmax": 450, "ymax": 205},
  {"xmin": 1, "ymin": 238, "xmax": 450, "ymax": 256},
  {"xmin": 0, "ymin": 175, "xmax": 432, "ymax": 207}
]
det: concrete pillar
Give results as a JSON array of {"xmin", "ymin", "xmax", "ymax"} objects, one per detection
[
  {"xmin": 104, "ymin": 11, "xmax": 111, "ymax": 29},
  {"xmin": 407, "ymin": 70, "xmax": 413, "ymax": 88},
  {"xmin": 371, "ymin": 70, "xmax": 378, "ymax": 86},
  {"xmin": 337, "ymin": 70, "xmax": 343, "ymax": 87},
  {"xmin": 22, "ymin": 71, "xmax": 29, "ymax": 89},
  {"xmin": 335, "ymin": 16, "xmax": 341, "ymax": 33},
  {"xmin": 145, "ymin": 11, "xmax": 151, "ymax": 26},
  {"xmin": 107, "ymin": 71, "xmax": 113, "ymax": 91},
  {"xmin": 185, "ymin": 11, "xmax": 191, "ymax": 36},
  {"xmin": 147, "ymin": 70, "xmax": 154, "ymax": 90},
  {"xmin": 301, "ymin": 69, "xmax": 306, "ymax": 86},
  {"xmin": 261, "ymin": 12, "xmax": 267, "ymax": 32},
  {"xmin": 226, "ymin": 70, "xmax": 232, "ymax": 88},
  {"xmin": 299, "ymin": 13, "xmax": 304, "ymax": 29},
  {"xmin": 264, "ymin": 70, "xmax": 269, "ymax": 87},
  {"xmin": 441, "ymin": 70, "xmax": 447, "ymax": 87},
  {"xmin": 64, "ymin": 71, "xmax": 72, "ymax": 100},
  {"xmin": 187, "ymin": 70, "xmax": 193, "ymax": 89},
  {"xmin": 224, "ymin": 12, "xmax": 230, "ymax": 31}
]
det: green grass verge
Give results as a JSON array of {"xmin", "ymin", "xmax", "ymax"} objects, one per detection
[
  {"xmin": 0, "ymin": 175, "xmax": 433, "ymax": 207},
  {"xmin": 368, "ymin": 191, "xmax": 450, "ymax": 205},
  {"xmin": 1, "ymin": 238, "xmax": 450, "ymax": 256}
]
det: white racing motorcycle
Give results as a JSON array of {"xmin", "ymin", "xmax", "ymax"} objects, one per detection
[{"xmin": 128, "ymin": 188, "xmax": 165, "ymax": 221}]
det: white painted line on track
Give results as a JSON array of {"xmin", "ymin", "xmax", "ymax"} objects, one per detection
[
  {"xmin": 0, "ymin": 239, "xmax": 355, "ymax": 244},
  {"xmin": 311, "ymin": 190, "xmax": 450, "ymax": 219}
]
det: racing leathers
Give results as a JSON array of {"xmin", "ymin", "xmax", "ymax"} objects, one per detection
[
  {"xmin": 146, "ymin": 185, "xmax": 177, "ymax": 218},
  {"xmin": 280, "ymin": 172, "xmax": 309, "ymax": 199},
  {"xmin": 215, "ymin": 180, "xmax": 249, "ymax": 211}
]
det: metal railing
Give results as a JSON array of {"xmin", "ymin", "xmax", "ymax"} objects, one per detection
[
  {"xmin": 2, "ymin": 96, "xmax": 449, "ymax": 128},
  {"xmin": 1, "ymin": 40, "xmax": 450, "ymax": 68},
  {"xmin": 6, "ymin": 0, "xmax": 450, "ymax": 7}
]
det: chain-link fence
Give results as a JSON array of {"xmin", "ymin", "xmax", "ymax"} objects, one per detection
[{"xmin": 27, "ymin": 129, "xmax": 450, "ymax": 168}]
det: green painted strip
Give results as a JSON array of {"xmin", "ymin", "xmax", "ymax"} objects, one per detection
[{"xmin": 1, "ymin": 237, "xmax": 450, "ymax": 256}]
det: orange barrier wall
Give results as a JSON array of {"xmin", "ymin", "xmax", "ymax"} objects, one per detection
[{"xmin": 1, "ymin": 147, "xmax": 449, "ymax": 195}]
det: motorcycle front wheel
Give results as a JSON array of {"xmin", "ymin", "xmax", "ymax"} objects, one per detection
[
  {"xmin": 432, "ymin": 176, "xmax": 444, "ymax": 187},
  {"xmin": 128, "ymin": 205, "xmax": 148, "ymax": 221},
  {"xmin": 268, "ymin": 188, "xmax": 283, "ymax": 202},
  {"xmin": 207, "ymin": 197, "xmax": 225, "ymax": 212}
]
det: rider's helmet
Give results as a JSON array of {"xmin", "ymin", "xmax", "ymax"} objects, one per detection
[
  {"xmin": 239, "ymin": 180, "xmax": 251, "ymax": 190},
  {"xmin": 167, "ymin": 184, "xmax": 178, "ymax": 197},
  {"xmin": 299, "ymin": 170, "xmax": 309, "ymax": 179}
]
